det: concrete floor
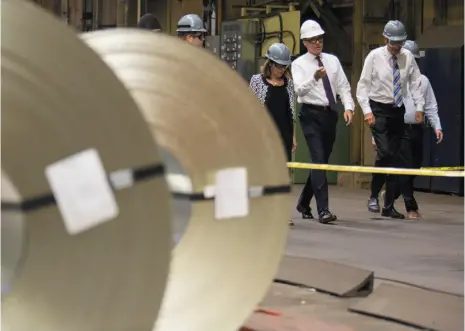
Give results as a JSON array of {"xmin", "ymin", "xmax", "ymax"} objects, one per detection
[
  {"xmin": 287, "ymin": 185, "xmax": 464, "ymax": 296},
  {"xmin": 245, "ymin": 283, "xmax": 420, "ymax": 331},
  {"xmin": 242, "ymin": 186, "xmax": 464, "ymax": 330},
  {"xmin": 172, "ymin": 185, "xmax": 464, "ymax": 330}
]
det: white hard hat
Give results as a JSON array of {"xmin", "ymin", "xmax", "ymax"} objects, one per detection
[{"xmin": 300, "ymin": 20, "xmax": 325, "ymax": 39}]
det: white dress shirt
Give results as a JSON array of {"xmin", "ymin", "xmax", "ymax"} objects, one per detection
[
  {"xmin": 291, "ymin": 52, "xmax": 355, "ymax": 111},
  {"xmin": 404, "ymin": 74, "xmax": 442, "ymax": 130},
  {"xmin": 356, "ymin": 46, "xmax": 425, "ymax": 115},
  {"xmin": 371, "ymin": 74, "xmax": 442, "ymax": 143}
]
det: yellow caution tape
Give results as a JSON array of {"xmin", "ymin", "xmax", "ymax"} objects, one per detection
[
  {"xmin": 287, "ymin": 162, "xmax": 465, "ymax": 178},
  {"xmin": 421, "ymin": 166, "xmax": 464, "ymax": 171}
]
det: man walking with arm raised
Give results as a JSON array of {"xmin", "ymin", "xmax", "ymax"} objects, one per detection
[{"xmin": 292, "ymin": 19, "xmax": 354, "ymax": 224}]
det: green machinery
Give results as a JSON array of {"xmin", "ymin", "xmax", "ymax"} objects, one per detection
[{"xmin": 206, "ymin": 6, "xmax": 350, "ymax": 184}]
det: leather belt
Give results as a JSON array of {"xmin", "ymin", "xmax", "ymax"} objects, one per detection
[{"xmin": 303, "ymin": 103, "xmax": 331, "ymax": 111}]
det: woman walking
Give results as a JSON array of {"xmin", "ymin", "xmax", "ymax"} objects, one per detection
[{"xmin": 249, "ymin": 43, "xmax": 296, "ymax": 225}]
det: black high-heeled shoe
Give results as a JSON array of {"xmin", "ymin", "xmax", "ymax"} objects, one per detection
[{"xmin": 296, "ymin": 205, "xmax": 314, "ymax": 219}]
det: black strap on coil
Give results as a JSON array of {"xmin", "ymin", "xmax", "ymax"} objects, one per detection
[
  {"xmin": 171, "ymin": 184, "xmax": 292, "ymax": 201},
  {"xmin": 2, "ymin": 163, "xmax": 292, "ymax": 211},
  {"xmin": 1, "ymin": 163, "xmax": 165, "ymax": 213}
]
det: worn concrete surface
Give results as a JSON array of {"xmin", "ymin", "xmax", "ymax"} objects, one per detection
[
  {"xmin": 244, "ymin": 283, "xmax": 419, "ymax": 331},
  {"xmin": 288, "ymin": 185, "xmax": 464, "ymax": 296},
  {"xmin": 172, "ymin": 185, "xmax": 464, "ymax": 330},
  {"xmin": 243, "ymin": 186, "xmax": 464, "ymax": 330}
]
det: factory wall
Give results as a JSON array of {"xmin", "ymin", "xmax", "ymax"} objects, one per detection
[
  {"xmin": 165, "ymin": 0, "xmax": 204, "ymax": 33},
  {"xmin": 29, "ymin": 0, "xmax": 464, "ymax": 43},
  {"xmin": 147, "ymin": 0, "xmax": 168, "ymax": 32},
  {"xmin": 446, "ymin": 0, "xmax": 464, "ymax": 25},
  {"xmin": 30, "ymin": 0, "xmax": 462, "ymax": 46},
  {"xmin": 30, "ymin": 0, "xmax": 464, "ymax": 187},
  {"xmin": 341, "ymin": 0, "xmax": 464, "ymax": 188}
]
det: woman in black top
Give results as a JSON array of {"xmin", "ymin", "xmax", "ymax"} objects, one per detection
[{"xmin": 249, "ymin": 43, "xmax": 296, "ymax": 225}]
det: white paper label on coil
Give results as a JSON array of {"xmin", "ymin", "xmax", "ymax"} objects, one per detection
[
  {"xmin": 166, "ymin": 173, "xmax": 193, "ymax": 194},
  {"xmin": 45, "ymin": 148, "xmax": 119, "ymax": 235},
  {"xmin": 203, "ymin": 185, "xmax": 215, "ymax": 199},
  {"xmin": 214, "ymin": 167, "xmax": 249, "ymax": 219},
  {"xmin": 109, "ymin": 169, "xmax": 134, "ymax": 190}
]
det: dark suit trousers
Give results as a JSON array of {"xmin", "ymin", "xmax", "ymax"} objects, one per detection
[
  {"xmin": 369, "ymin": 100, "xmax": 405, "ymax": 210},
  {"xmin": 397, "ymin": 124, "xmax": 423, "ymax": 210},
  {"xmin": 298, "ymin": 104, "xmax": 338, "ymax": 214},
  {"xmin": 372, "ymin": 124, "xmax": 423, "ymax": 211}
]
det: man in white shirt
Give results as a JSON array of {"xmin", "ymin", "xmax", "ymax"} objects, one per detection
[
  {"xmin": 292, "ymin": 19, "xmax": 354, "ymax": 224},
  {"xmin": 357, "ymin": 20, "xmax": 425, "ymax": 219},
  {"xmin": 370, "ymin": 40, "xmax": 443, "ymax": 219},
  {"xmin": 176, "ymin": 14, "xmax": 206, "ymax": 47}
]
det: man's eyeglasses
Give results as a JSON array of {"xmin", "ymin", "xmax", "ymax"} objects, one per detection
[
  {"xmin": 303, "ymin": 36, "xmax": 323, "ymax": 44},
  {"xmin": 191, "ymin": 34, "xmax": 205, "ymax": 41},
  {"xmin": 388, "ymin": 40, "xmax": 405, "ymax": 46}
]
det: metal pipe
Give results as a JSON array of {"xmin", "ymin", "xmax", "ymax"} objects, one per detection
[
  {"xmin": 94, "ymin": 0, "xmax": 99, "ymax": 30},
  {"xmin": 116, "ymin": 0, "xmax": 129, "ymax": 27},
  {"xmin": 240, "ymin": 7, "xmax": 266, "ymax": 17},
  {"xmin": 137, "ymin": 0, "xmax": 141, "ymax": 21},
  {"xmin": 211, "ymin": 4, "xmax": 216, "ymax": 35},
  {"xmin": 421, "ymin": 0, "xmax": 424, "ymax": 32},
  {"xmin": 217, "ymin": 0, "xmax": 223, "ymax": 35},
  {"xmin": 249, "ymin": 0, "xmax": 297, "ymax": 8},
  {"xmin": 351, "ymin": 0, "xmax": 363, "ymax": 166},
  {"xmin": 264, "ymin": 5, "xmax": 289, "ymax": 14}
]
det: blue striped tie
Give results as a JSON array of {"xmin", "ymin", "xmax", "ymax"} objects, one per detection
[{"xmin": 392, "ymin": 56, "xmax": 403, "ymax": 107}]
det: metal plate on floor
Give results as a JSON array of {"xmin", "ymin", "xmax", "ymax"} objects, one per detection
[
  {"xmin": 348, "ymin": 283, "xmax": 464, "ymax": 331},
  {"xmin": 276, "ymin": 256, "xmax": 374, "ymax": 297}
]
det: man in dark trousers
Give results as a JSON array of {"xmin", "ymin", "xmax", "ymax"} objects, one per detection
[
  {"xmin": 292, "ymin": 19, "xmax": 354, "ymax": 224},
  {"xmin": 357, "ymin": 21, "xmax": 425, "ymax": 219},
  {"xmin": 370, "ymin": 40, "xmax": 443, "ymax": 219}
]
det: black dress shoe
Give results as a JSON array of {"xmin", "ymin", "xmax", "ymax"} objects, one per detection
[
  {"xmin": 381, "ymin": 207, "xmax": 405, "ymax": 219},
  {"xmin": 296, "ymin": 205, "xmax": 314, "ymax": 219},
  {"xmin": 367, "ymin": 197, "xmax": 380, "ymax": 213},
  {"xmin": 319, "ymin": 210, "xmax": 337, "ymax": 224}
]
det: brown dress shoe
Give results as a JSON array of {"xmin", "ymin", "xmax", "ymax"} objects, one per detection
[{"xmin": 407, "ymin": 211, "xmax": 421, "ymax": 220}]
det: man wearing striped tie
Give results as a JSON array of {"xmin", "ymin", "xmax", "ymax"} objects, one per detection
[
  {"xmin": 357, "ymin": 21, "xmax": 425, "ymax": 219},
  {"xmin": 370, "ymin": 40, "xmax": 444, "ymax": 220}
]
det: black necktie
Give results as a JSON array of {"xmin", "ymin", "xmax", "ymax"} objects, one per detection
[{"xmin": 316, "ymin": 56, "xmax": 336, "ymax": 106}]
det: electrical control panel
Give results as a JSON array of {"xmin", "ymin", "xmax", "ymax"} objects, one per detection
[
  {"xmin": 220, "ymin": 20, "xmax": 259, "ymax": 82},
  {"xmin": 205, "ymin": 36, "xmax": 221, "ymax": 58}
]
